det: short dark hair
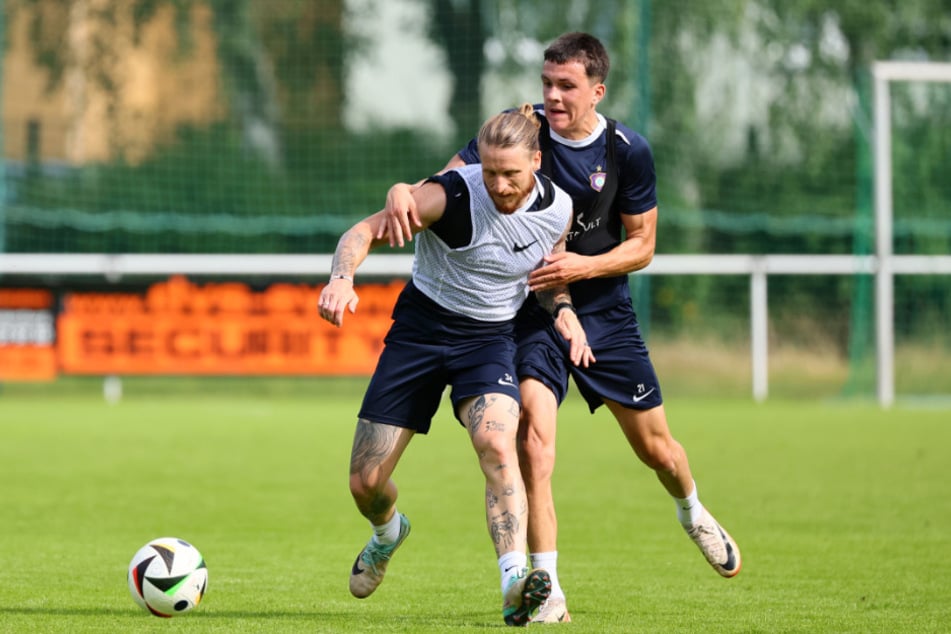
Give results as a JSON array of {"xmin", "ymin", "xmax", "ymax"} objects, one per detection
[{"xmin": 544, "ymin": 32, "xmax": 610, "ymax": 82}]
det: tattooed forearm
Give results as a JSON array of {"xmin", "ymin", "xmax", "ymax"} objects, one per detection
[
  {"xmin": 331, "ymin": 228, "xmax": 371, "ymax": 279},
  {"xmin": 536, "ymin": 286, "xmax": 572, "ymax": 315},
  {"xmin": 349, "ymin": 418, "xmax": 397, "ymax": 475},
  {"xmin": 535, "ymin": 238, "xmax": 572, "ymax": 313}
]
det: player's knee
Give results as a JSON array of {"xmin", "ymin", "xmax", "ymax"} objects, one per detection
[
  {"xmin": 349, "ymin": 469, "xmax": 382, "ymax": 502},
  {"xmin": 519, "ymin": 433, "xmax": 555, "ymax": 483},
  {"xmin": 476, "ymin": 434, "xmax": 517, "ymax": 471},
  {"xmin": 640, "ymin": 438, "xmax": 679, "ymax": 474},
  {"xmin": 645, "ymin": 454, "xmax": 677, "ymax": 475}
]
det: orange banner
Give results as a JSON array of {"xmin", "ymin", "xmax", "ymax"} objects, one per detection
[
  {"xmin": 56, "ymin": 276, "xmax": 405, "ymax": 375},
  {"xmin": 0, "ymin": 288, "xmax": 54, "ymax": 309},
  {"xmin": 0, "ymin": 346, "xmax": 58, "ymax": 380}
]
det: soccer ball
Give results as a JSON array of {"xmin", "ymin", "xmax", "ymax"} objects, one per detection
[{"xmin": 127, "ymin": 537, "xmax": 208, "ymax": 617}]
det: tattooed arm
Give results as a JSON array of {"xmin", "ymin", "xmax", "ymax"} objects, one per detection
[
  {"xmin": 535, "ymin": 232, "xmax": 596, "ymax": 368},
  {"xmin": 317, "ymin": 215, "xmax": 385, "ymax": 328},
  {"xmin": 318, "ymin": 182, "xmax": 448, "ymax": 327}
]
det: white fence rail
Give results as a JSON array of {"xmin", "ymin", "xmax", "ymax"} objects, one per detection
[{"xmin": 3, "ymin": 252, "xmax": 950, "ymax": 407}]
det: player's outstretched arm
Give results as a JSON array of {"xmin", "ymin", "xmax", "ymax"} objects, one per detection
[
  {"xmin": 319, "ymin": 213, "xmax": 385, "ymax": 327},
  {"xmin": 377, "ymin": 154, "xmax": 467, "ymax": 247},
  {"xmin": 320, "ymin": 183, "xmax": 448, "ymax": 327}
]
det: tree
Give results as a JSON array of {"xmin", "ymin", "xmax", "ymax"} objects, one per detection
[
  {"xmin": 9, "ymin": 0, "xmax": 345, "ymax": 169},
  {"xmin": 205, "ymin": 0, "xmax": 285, "ymax": 168},
  {"xmin": 428, "ymin": 0, "xmax": 487, "ymax": 145},
  {"xmin": 754, "ymin": 0, "xmax": 951, "ymax": 225}
]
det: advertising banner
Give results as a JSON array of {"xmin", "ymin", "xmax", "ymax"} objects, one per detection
[
  {"xmin": 0, "ymin": 288, "xmax": 57, "ymax": 380},
  {"xmin": 1, "ymin": 276, "xmax": 406, "ymax": 379}
]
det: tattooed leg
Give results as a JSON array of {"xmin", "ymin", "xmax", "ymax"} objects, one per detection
[
  {"xmin": 348, "ymin": 418, "xmax": 415, "ymax": 525},
  {"xmin": 459, "ymin": 393, "xmax": 529, "ymax": 558}
]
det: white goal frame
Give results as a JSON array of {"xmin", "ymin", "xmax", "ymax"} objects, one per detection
[{"xmin": 872, "ymin": 61, "xmax": 951, "ymax": 407}]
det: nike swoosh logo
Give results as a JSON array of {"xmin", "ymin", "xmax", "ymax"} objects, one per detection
[
  {"xmin": 351, "ymin": 551, "xmax": 366, "ymax": 576},
  {"xmin": 632, "ymin": 388, "xmax": 656, "ymax": 403},
  {"xmin": 498, "ymin": 378, "xmax": 516, "ymax": 387},
  {"xmin": 719, "ymin": 528, "xmax": 738, "ymax": 570},
  {"xmin": 513, "ymin": 240, "xmax": 538, "ymax": 252}
]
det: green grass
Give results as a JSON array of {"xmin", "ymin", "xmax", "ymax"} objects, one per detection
[{"xmin": 1, "ymin": 378, "xmax": 949, "ymax": 632}]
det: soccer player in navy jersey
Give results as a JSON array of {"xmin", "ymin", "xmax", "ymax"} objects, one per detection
[
  {"xmin": 319, "ymin": 105, "xmax": 596, "ymax": 626},
  {"xmin": 381, "ymin": 32, "xmax": 741, "ymax": 624}
]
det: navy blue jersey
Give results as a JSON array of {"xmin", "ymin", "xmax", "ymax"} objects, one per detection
[{"xmin": 459, "ymin": 106, "xmax": 656, "ymax": 313}]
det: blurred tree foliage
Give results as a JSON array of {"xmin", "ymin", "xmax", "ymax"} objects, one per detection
[{"xmin": 9, "ymin": 0, "xmax": 345, "ymax": 169}]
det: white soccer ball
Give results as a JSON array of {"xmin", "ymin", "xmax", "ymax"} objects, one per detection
[{"xmin": 127, "ymin": 537, "xmax": 208, "ymax": 617}]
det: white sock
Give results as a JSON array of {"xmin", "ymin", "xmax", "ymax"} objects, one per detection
[
  {"xmin": 498, "ymin": 551, "xmax": 528, "ymax": 594},
  {"xmin": 674, "ymin": 481, "xmax": 704, "ymax": 526},
  {"xmin": 530, "ymin": 551, "xmax": 564, "ymax": 600},
  {"xmin": 371, "ymin": 509, "xmax": 401, "ymax": 545}
]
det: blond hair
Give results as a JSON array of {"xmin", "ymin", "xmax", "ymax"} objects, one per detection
[{"xmin": 476, "ymin": 103, "xmax": 541, "ymax": 155}]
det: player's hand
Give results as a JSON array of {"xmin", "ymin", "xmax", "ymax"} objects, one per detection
[
  {"xmin": 376, "ymin": 183, "xmax": 422, "ymax": 247},
  {"xmin": 554, "ymin": 309, "xmax": 596, "ymax": 368},
  {"xmin": 529, "ymin": 252, "xmax": 593, "ymax": 291},
  {"xmin": 318, "ymin": 279, "xmax": 359, "ymax": 327}
]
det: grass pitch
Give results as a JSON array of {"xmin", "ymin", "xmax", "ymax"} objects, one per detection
[{"xmin": 0, "ymin": 377, "xmax": 949, "ymax": 633}]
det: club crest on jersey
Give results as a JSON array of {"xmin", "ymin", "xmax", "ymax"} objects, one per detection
[{"xmin": 589, "ymin": 171, "xmax": 606, "ymax": 192}]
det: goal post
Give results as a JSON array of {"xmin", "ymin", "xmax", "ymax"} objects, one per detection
[{"xmin": 872, "ymin": 61, "xmax": 951, "ymax": 408}]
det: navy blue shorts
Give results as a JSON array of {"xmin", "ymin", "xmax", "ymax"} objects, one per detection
[
  {"xmin": 358, "ymin": 283, "xmax": 521, "ymax": 434},
  {"xmin": 515, "ymin": 300, "xmax": 663, "ymax": 413}
]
